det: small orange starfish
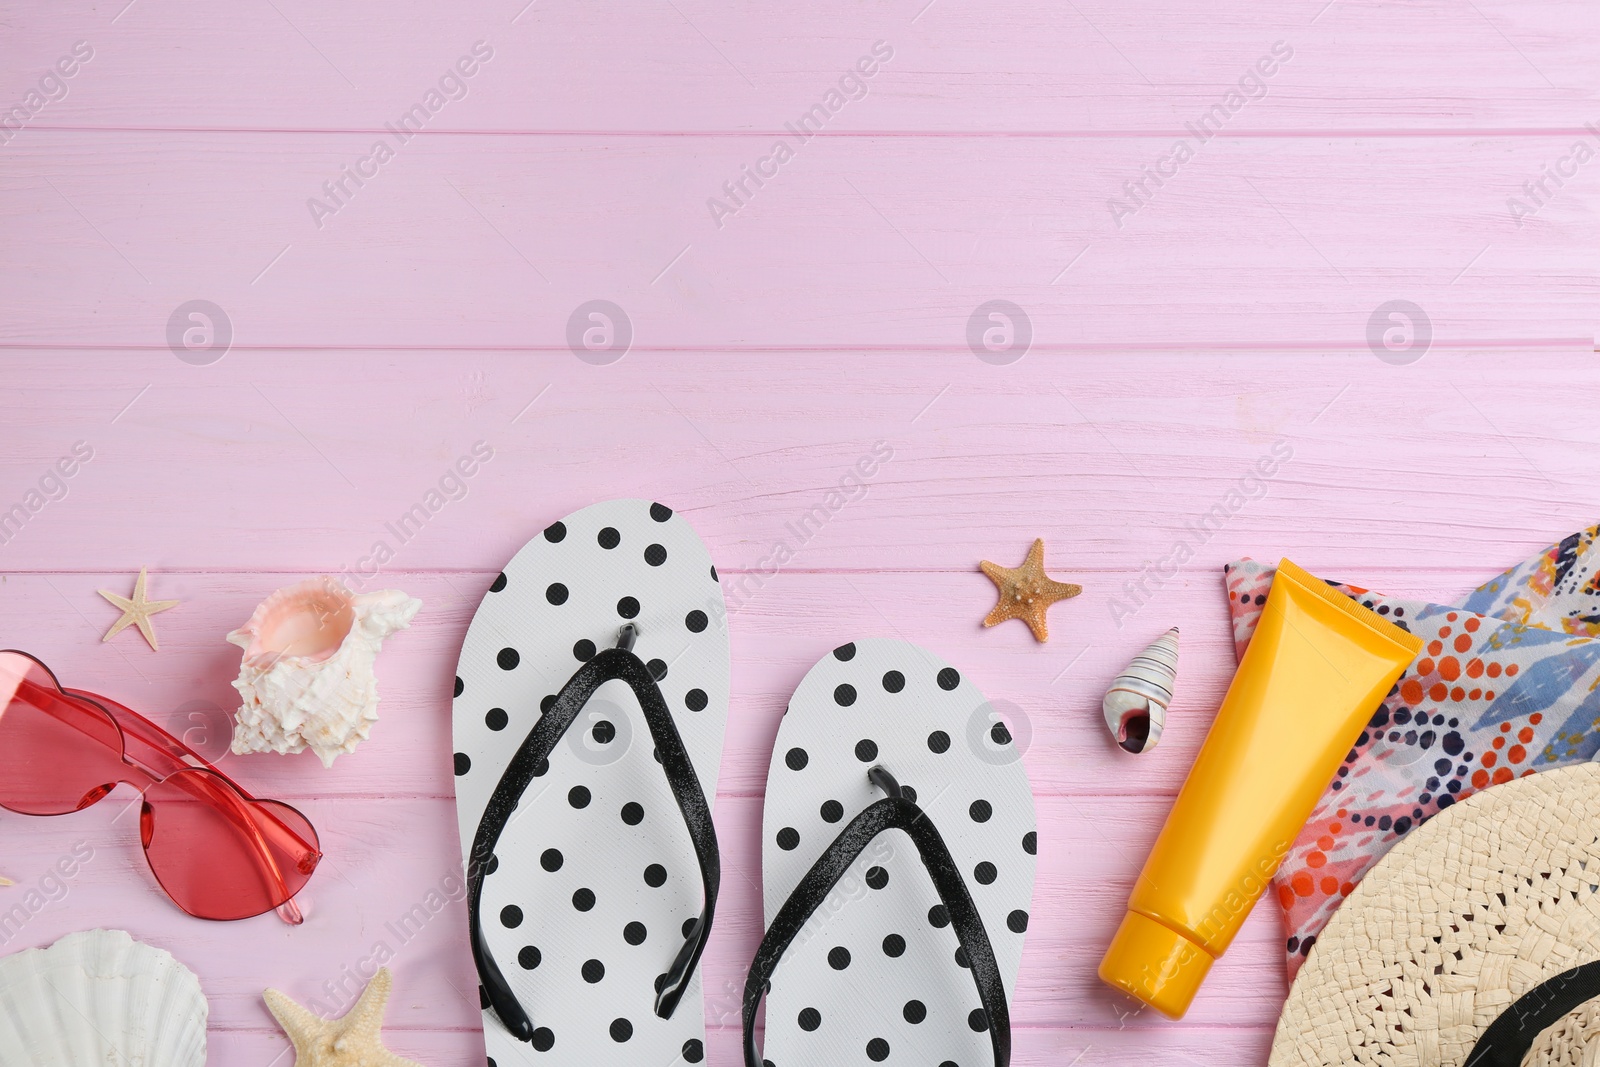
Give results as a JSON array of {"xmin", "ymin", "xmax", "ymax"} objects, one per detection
[{"xmin": 979, "ymin": 539, "xmax": 1082, "ymax": 642}]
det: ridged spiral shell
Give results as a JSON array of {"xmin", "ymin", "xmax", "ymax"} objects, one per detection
[
  {"xmin": 227, "ymin": 576, "xmax": 421, "ymax": 767},
  {"xmin": 1102, "ymin": 626, "xmax": 1178, "ymax": 753}
]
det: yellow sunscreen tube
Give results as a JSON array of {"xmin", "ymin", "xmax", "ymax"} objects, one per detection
[{"xmin": 1098, "ymin": 558, "xmax": 1422, "ymax": 1018}]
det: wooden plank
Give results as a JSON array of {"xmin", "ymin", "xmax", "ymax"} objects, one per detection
[
  {"xmin": 1, "ymin": 0, "xmax": 1591, "ymax": 132},
  {"xmin": 0, "ymin": 352, "xmax": 1589, "ymax": 576},
  {"xmin": 0, "ymin": 135, "xmax": 1590, "ymax": 349}
]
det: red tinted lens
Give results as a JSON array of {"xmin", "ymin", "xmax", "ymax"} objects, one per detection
[
  {"xmin": 140, "ymin": 769, "xmax": 320, "ymax": 920},
  {"xmin": 0, "ymin": 652, "xmax": 126, "ymax": 814}
]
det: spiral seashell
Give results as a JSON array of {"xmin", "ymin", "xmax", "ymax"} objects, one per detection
[
  {"xmin": 1103, "ymin": 626, "xmax": 1178, "ymax": 753},
  {"xmin": 226, "ymin": 576, "xmax": 421, "ymax": 767}
]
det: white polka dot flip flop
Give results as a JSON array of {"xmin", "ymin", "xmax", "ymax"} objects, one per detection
[
  {"xmin": 744, "ymin": 639, "xmax": 1037, "ymax": 1067},
  {"xmin": 451, "ymin": 500, "xmax": 728, "ymax": 1066}
]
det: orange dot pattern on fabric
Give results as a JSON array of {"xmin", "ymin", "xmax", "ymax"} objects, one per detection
[{"xmin": 1221, "ymin": 536, "xmax": 1600, "ymax": 981}]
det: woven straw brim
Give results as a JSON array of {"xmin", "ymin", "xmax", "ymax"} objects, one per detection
[{"xmin": 1271, "ymin": 761, "xmax": 1600, "ymax": 1067}]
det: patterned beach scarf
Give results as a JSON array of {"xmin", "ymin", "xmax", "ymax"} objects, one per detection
[{"xmin": 1223, "ymin": 524, "xmax": 1600, "ymax": 979}]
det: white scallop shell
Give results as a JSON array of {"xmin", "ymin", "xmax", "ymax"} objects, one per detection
[
  {"xmin": 0, "ymin": 928, "xmax": 207, "ymax": 1067},
  {"xmin": 227, "ymin": 576, "xmax": 421, "ymax": 768},
  {"xmin": 1102, "ymin": 626, "xmax": 1178, "ymax": 754}
]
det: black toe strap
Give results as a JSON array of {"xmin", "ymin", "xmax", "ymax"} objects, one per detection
[
  {"xmin": 467, "ymin": 629, "xmax": 720, "ymax": 1041},
  {"xmin": 742, "ymin": 765, "xmax": 1010, "ymax": 1067}
]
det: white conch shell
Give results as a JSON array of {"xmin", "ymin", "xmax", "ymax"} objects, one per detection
[
  {"xmin": 1103, "ymin": 626, "xmax": 1178, "ymax": 753},
  {"xmin": 0, "ymin": 928, "xmax": 207, "ymax": 1067},
  {"xmin": 227, "ymin": 577, "xmax": 421, "ymax": 768}
]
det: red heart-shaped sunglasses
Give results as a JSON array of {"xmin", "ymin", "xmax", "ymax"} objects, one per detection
[{"xmin": 0, "ymin": 650, "xmax": 320, "ymax": 923}]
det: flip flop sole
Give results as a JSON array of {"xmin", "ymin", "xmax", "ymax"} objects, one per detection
[
  {"xmin": 760, "ymin": 639, "xmax": 1037, "ymax": 1067},
  {"xmin": 452, "ymin": 499, "xmax": 728, "ymax": 1064}
]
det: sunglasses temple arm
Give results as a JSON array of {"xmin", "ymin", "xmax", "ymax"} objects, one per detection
[
  {"xmin": 25, "ymin": 680, "xmax": 124, "ymax": 747},
  {"xmin": 197, "ymin": 775, "xmax": 307, "ymax": 925},
  {"xmin": 36, "ymin": 681, "xmax": 312, "ymax": 924},
  {"xmin": 62, "ymin": 687, "xmax": 315, "ymax": 924},
  {"xmin": 76, "ymin": 688, "xmax": 214, "ymax": 773},
  {"xmin": 110, "ymin": 723, "xmax": 310, "ymax": 922}
]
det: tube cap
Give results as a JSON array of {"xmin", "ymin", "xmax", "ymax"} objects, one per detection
[{"xmin": 1097, "ymin": 910, "xmax": 1214, "ymax": 1019}]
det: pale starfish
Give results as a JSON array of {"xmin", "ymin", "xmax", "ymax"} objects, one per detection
[
  {"xmin": 980, "ymin": 538, "xmax": 1082, "ymax": 642},
  {"xmin": 264, "ymin": 967, "xmax": 424, "ymax": 1067},
  {"xmin": 98, "ymin": 566, "xmax": 180, "ymax": 650}
]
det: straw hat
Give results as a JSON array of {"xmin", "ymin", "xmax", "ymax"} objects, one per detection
[{"xmin": 1271, "ymin": 762, "xmax": 1600, "ymax": 1067}]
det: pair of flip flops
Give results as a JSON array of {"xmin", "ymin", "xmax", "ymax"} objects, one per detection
[{"xmin": 452, "ymin": 500, "xmax": 1037, "ymax": 1066}]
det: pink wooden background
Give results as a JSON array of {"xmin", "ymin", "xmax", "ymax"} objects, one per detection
[{"xmin": 1, "ymin": 0, "xmax": 1595, "ymax": 1063}]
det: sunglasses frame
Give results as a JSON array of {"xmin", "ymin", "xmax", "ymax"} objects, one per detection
[{"xmin": 0, "ymin": 650, "xmax": 322, "ymax": 924}]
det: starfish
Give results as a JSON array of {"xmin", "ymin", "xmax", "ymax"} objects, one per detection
[
  {"xmin": 98, "ymin": 567, "xmax": 180, "ymax": 650},
  {"xmin": 264, "ymin": 967, "xmax": 424, "ymax": 1067},
  {"xmin": 980, "ymin": 538, "xmax": 1082, "ymax": 642}
]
